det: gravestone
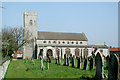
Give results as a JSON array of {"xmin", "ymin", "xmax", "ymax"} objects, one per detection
[
  {"xmin": 83, "ymin": 58, "xmax": 88, "ymax": 70},
  {"xmin": 89, "ymin": 56, "xmax": 94, "ymax": 70},
  {"xmin": 46, "ymin": 58, "xmax": 49, "ymax": 70},
  {"xmin": 32, "ymin": 59, "xmax": 35, "ymax": 65},
  {"xmin": 55, "ymin": 57, "xmax": 57, "ymax": 64},
  {"xmin": 40, "ymin": 57, "xmax": 44, "ymax": 70},
  {"xmin": 95, "ymin": 52, "xmax": 104, "ymax": 80},
  {"xmin": 70, "ymin": 54, "xmax": 72, "ymax": 63},
  {"xmin": 77, "ymin": 56, "xmax": 81, "ymax": 68},
  {"xmin": 49, "ymin": 56, "xmax": 51, "ymax": 63},
  {"xmin": 92, "ymin": 51, "xmax": 95, "ymax": 67},
  {"xmin": 72, "ymin": 55, "xmax": 75, "ymax": 67},
  {"xmin": 106, "ymin": 55, "xmax": 109, "ymax": 69},
  {"xmin": 58, "ymin": 55, "xmax": 61, "ymax": 64},
  {"xmin": 67, "ymin": 55, "xmax": 70, "ymax": 66},
  {"xmin": 108, "ymin": 54, "xmax": 119, "ymax": 80},
  {"xmin": 64, "ymin": 54, "xmax": 67, "ymax": 66}
]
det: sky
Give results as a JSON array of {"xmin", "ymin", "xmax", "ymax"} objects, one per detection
[{"xmin": 1, "ymin": 2, "xmax": 118, "ymax": 47}]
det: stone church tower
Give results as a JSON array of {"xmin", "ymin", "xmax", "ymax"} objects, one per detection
[{"xmin": 23, "ymin": 11, "xmax": 38, "ymax": 59}]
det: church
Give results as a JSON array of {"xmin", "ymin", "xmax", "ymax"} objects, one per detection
[{"xmin": 23, "ymin": 11, "xmax": 109, "ymax": 59}]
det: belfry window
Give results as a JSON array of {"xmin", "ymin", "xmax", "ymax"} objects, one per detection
[{"xmin": 29, "ymin": 20, "xmax": 33, "ymax": 25}]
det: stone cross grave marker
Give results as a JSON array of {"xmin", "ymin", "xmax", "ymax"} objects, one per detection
[{"xmin": 108, "ymin": 54, "xmax": 119, "ymax": 80}]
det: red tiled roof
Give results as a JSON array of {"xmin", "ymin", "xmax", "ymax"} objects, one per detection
[
  {"xmin": 17, "ymin": 51, "xmax": 23, "ymax": 54},
  {"xmin": 109, "ymin": 48, "xmax": 120, "ymax": 51}
]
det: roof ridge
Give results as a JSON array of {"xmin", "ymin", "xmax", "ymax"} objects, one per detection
[{"xmin": 38, "ymin": 31, "xmax": 82, "ymax": 34}]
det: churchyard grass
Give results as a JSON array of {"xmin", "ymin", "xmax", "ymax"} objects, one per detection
[{"xmin": 5, "ymin": 59, "xmax": 113, "ymax": 78}]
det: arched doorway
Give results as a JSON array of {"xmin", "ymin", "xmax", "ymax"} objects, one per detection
[
  {"xmin": 65, "ymin": 48, "xmax": 70, "ymax": 55},
  {"xmin": 75, "ymin": 48, "xmax": 79, "ymax": 56},
  {"xmin": 47, "ymin": 49, "xmax": 53, "ymax": 58},
  {"xmin": 39, "ymin": 49, "xmax": 43, "ymax": 56}
]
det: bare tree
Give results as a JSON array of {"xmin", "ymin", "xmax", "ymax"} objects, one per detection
[{"xmin": 2, "ymin": 26, "xmax": 33, "ymax": 58}]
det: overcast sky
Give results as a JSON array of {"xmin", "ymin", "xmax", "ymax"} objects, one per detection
[{"xmin": 2, "ymin": 2, "xmax": 118, "ymax": 47}]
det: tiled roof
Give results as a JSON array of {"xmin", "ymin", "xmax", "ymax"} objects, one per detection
[
  {"xmin": 37, "ymin": 31, "xmax": 88, "ymax": 41},
  {"xmin": 109, "ymin": 48, "xmax": 120, "ymax": 51}
]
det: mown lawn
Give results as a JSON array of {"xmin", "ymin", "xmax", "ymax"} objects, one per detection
[{"xmin": 5, "ymin": 59, "xmax": 110, "ymax": 79}]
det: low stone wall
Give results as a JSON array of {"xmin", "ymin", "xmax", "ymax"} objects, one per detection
[{"xmin": 0, "ymin": 60, "xmax": 10, "ymax": 80}]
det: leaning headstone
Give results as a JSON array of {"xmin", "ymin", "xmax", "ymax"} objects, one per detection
[
  {"xmin": 67, "ymin": 55, "xmax": 70, "ymax": 66},
  {"xmin": 72, "ymin": 55, "xmax": 75, "ymax": 67},
  {"xmin": 70, "ymin": 54, "xmax": 72, "ymax": 63},
  {"xmin": 77, "ymin": 56, "xmax": 81, "ymax": 68},
  {"xmin": 83, "ymin": 58, "xmax": 88, "ymax": 70},
  {"xmin": 64, "ymin": 54, "xmax": 67, "ymax": 66},
  {"xmin": 106, "ymin": 55, "xmax": 109, "ymax": 69},
  {"xmin": 95, "ymin": 52, "xmax": 104, "ymax": 80},
  {"xmin": 108, "ymin": 54, "xmax": 119, "ymax": 80},
  {"xmin": 89, "ymin": 56, "xmax": 94, "ymax": 70}
]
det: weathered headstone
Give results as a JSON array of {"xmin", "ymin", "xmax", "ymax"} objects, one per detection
[
  {"xmin": 70, "ymin": 54, "xmax": 72, "ymax": 63},
  {"xmin": 77, "ymin": 56, "xmax": 81, "ymax": 68},
  {"xmin": 89, "ymin": 56, "xmax": 94, "ymax": 70},
  {"xmin": 46, "ymin": 58, "xmax": 49, "ymax": 70},
  {"xmin": 106, "ymin": 55, "xmax": 109, "ymax": 69},
  {"xmin": 32, "ymin": 59, "xmax": 35, "ymax": 65},
  {"xmin": 92, "ymin": 51, "xmax": 95, "ymax": 67},
  {"xmin": 83, "ymin": 58, "xmax": 88, "ymax": 70},
  {"xmin": 64, "ymin": 54, "xmax": 67, "ymax": 66},
  {"xmin": 55, "ymin": 57, "xmax": 57, "ymax": 64},
  {"xmin": 67, "ymin": 55, "xmax": 70, "ymax": 66},
  {"xmin": 40, "ymin": 56, "xmax": 44, "ymax": 70},
  {"xmin": 49, "ymin": 56, "xmax": 51, "ymax": 63},
  {"xmin": 58, "ymin": 55, "xmax": 61, "ymax": 64},
  {"xmin": 72, "ymin": 55, "xmax": 75, "ymax": 67},
  {"xmin": 95, "ymin": 52, "xmax": 104, "ymax": 80},
  {"xmin": 108, "ymin": 54, "xmax": 119, "ymax": 80}
]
